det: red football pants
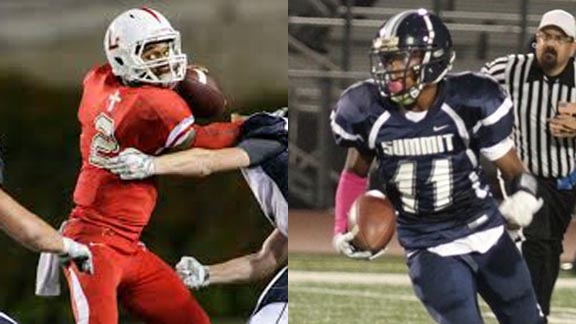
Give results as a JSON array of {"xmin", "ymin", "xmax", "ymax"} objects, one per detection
[{"xmin": 63, "ymin": 243, "xmax": 210, "ymax": 324}]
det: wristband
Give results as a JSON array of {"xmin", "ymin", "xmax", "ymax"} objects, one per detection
[{"xmin": 334, "ymin": 170, "xmax": 367, "ymax": 234}]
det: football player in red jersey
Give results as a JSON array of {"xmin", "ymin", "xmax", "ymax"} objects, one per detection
[
  {"xmin": 106, "ymin": 111, "xmax": 289, "ymax": 324},
  {"xmin": 60, "ymin": 7, "xmax": 240, "ymax": 324}
]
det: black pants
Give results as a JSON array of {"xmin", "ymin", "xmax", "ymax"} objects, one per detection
[{"xmin": 522, "ymin": 178, "xmax": 576, "ymax": 317}]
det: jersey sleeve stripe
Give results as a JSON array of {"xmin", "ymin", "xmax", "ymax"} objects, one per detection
[
  {"xmin": 441, "ymin": 104, "xmax": 470, "ymax": 143},
  {"xmin": 368, "ymin": 111, "xmax": 391, "ymax": 149},
  {"xmin": 0, "ymin": 313, "xmax": 17, "ymax": 324},
  {"xmin": 330, "ymin": 111, "xmax": 364, "ymax": 142},
  {"xmin": 165, "ymin": 115, "xmax": 195, "ymax": 149},
  {"xmin": 170, "ymin": 127, "xmax": 194, "ymax": 148},
  {"xmin": 481, "ymin": 97, "xmax": 512, "ymax": 126},
  {"xmin": 331, "ymin": 120, "xmax": 363, "ymax": 142},
  {"xmin": 480, "ymin": 137, "xmax": 514, "ymax": 161}
]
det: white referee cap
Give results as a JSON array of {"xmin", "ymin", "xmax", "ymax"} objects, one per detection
[{"xmin": 538, "ymin": 9, "xmax": 576, "ymax": 39}]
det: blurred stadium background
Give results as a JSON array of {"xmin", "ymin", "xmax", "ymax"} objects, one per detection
[
  {"xmin": 288, "ymin": 0, "xmax": 576, "ymax": 323},
  {"xmin": 0, "ymin": 0, "xmax": 286, "ymax": 323}
]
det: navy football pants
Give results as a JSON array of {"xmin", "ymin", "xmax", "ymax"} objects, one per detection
[{"xmin": 408, "ymin": 232, "xmax": 544, "ymax": 324}]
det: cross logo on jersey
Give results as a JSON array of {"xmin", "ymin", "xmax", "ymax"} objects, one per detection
[{"xmin": 107, "ymin": 90, "xmax": 121, "ymax": 112}]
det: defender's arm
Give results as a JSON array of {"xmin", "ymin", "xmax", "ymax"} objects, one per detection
[{"xmin": 175, "ymin": 229, "xmax": 287, "ymax": 288}]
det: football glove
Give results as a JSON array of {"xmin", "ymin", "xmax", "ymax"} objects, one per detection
[
  {"xmin": 175, "ymin": 256, "xmax": 210, "ymax": 289},
  {"xmin": 332, "ymin": 232, "xmax": 373, "ymax": 260},
  {"xmin": 107, "ymin": 148, "xmax": 155, "ymax": 180},
  {"xmin": 499, "ymin": 191, "xmax": 543, "ymax": 228},
  {"xmin": 59, "ymin": 238, "xmax": 94, "ymax": 274}
]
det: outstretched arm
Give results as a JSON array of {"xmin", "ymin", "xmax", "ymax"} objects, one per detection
[
  {"xmin": 0, "ymin": 188, "xmax": 64, "ymax": 253},
  {"xmin": 0, "ymin": 189, "xmax": 93, "ymax": 273},
  {"xmin": 155, "ymin": 147, "xmax": 250, "ymax": 177},
  {"xmin": 176, "ymin": 229, "xmax": 287, "ymax": 288},
  {"xmin": 208, "ymin": 229, "xmax": 287, "ymax": 284},
  {"xmin": 108, "ymin": 110, "xmax": 287, "ymax": 179},
  {"xmin": 108, "ymin": 138, "xmax": 285, "ymax": 180}
]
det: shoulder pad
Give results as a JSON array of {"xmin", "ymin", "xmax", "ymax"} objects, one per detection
[{"xmin": 445, "ymin": 72, "xmax": 506, "ymax": 105}]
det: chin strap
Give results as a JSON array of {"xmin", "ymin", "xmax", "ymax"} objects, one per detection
[
  {"xmin": 391, "ymin": 84, "xmax": 424, "ymax": 107},
  {"xmin": 390, "ymin": 65, "xmax": 425, "ymax": 106}
]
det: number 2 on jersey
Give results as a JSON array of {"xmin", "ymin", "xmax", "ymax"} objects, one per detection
[
  {"xmin": 392, "ymin": 159, "xmax": 452, "ymax": 213},
  {"xmin": 89, "ymin": 112, "xmax": 119, "ymax": 168}
]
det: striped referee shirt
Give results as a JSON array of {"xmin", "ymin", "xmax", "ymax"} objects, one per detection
[{"xmin": 482, "ymin": 54, "xmax": 576, "ymax": 178}]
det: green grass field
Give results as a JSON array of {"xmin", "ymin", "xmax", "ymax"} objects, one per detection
[{"xmin": 289, "ymin": 254, "xmax": 576, "ymax": 324}]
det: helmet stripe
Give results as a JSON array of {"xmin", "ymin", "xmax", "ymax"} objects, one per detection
[
  {"xmin": 391, "ymin": 10, "xmax": 416, "ymax": 37},
  {"xmin": 422, "ymin": 12, "xmax": 435, "ymax": 47},
  {"xmin": 421, "ymin": 12, "xmax": 435, "ymax": 66},
  {"xmin": 140, "ymin": 7, "xmax": 161, "ymax": 22},
  {"xmin": 382, "ymin": 10, "xmax": 412, "ymax": 38}
]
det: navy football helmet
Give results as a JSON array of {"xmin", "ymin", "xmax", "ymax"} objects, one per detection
[{"xmin": 370, "ymin": 9, "xmax": 455, "ymax": 106}]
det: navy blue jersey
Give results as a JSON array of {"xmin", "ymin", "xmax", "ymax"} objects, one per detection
[
  {"xmin": 331, "ymin": 73, "xmax": 513, "ymax": 249},
  {"xmin": 0, "ymin": 312, "xmax": 17, "ymax": 324},
  {"xmin": 251, "ymin": 266, "xmax": 288, "ymax": 315},
  {"xmin": 239, "ymin": 112, "xmax": 288, "ymax": 237}
]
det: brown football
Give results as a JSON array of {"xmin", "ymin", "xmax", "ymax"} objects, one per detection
[
  {"xmin": 175, "ymin": 66, "xmax": 227, "ymax": 118},
  {"xmin": 348, "ymin": 190, "xmax": 397, "ymax": 253}
]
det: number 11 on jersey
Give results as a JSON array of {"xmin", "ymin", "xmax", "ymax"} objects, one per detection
[{"xmin": 392, "ymin": 159, "xmax": 453, "ymax": 213}]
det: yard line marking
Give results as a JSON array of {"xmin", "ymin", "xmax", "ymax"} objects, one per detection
[
  {"xmin": 289, "ymin": 270, "xmax": 576, "ymax": 288},
  {"xmin": 289, "ymin": 270, "xmax": 411, "ymax": 286},
  {"xmin": 290, "ymin": 286, "xmax": 420, "ymax": 302}
]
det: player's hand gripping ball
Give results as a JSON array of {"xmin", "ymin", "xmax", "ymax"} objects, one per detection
[
  {"xmin": 348, "ymin": 190, "xmax": 397, "ymax": 253},
  {"xmin": 175, "ymin": 65, "xmax": 227, "ymax": 118}
]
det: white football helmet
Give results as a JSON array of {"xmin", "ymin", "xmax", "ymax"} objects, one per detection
[{"xmin": 104, "ymin": 7, "xmax": 187, "ymax": 87}]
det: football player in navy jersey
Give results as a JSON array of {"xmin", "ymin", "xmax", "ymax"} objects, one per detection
[
  {"xmin": 106, "ymin": 110, "xmax": 288, "ymax": 324},
  {"xmin": 331, "ymin": 9, "xmax": 545, "ymax": 324}
]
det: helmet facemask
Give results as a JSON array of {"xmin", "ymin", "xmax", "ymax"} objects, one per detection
[
  {"xmin": 104, "ymin": 8, "xmax": 189, "ymax": 89},
  {"xmin": 370, "ymin": 38, "xmax": 455, "ymax": 107},
  {"xmin": 128, "ymin": 33, "xmax": 187, "ymax": 88},
  {"xmin": 370, "ymin": 47, "xmax": 425, "ymax": 106}
]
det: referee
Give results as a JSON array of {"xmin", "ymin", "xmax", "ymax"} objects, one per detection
[{"xmin": 482, "ymin": 9, "xmax": 576, "ymax": 320}]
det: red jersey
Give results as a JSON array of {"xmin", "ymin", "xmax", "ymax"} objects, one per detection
[{"xmin": 70, "ymin": 64, "xmax": 197, "ymax": 242}]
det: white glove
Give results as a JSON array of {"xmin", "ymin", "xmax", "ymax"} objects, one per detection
[
  {"xmin": 333, "ymin": 232, "xmax": 373, "ymax": 260},
  {"xmin": 107, "ymin": 148, "xmax": 156, "ymax": 180},
  {"xmin": 175, "ymin": 256, "xmax": 210, "ymax": 289},
  {"xmin": 499, "ymin": 191, "xmax": 544, "ymax": 228},
  {"xmin": 60, "ymin": 237, "xmax": 94, "ymax": 274}
]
